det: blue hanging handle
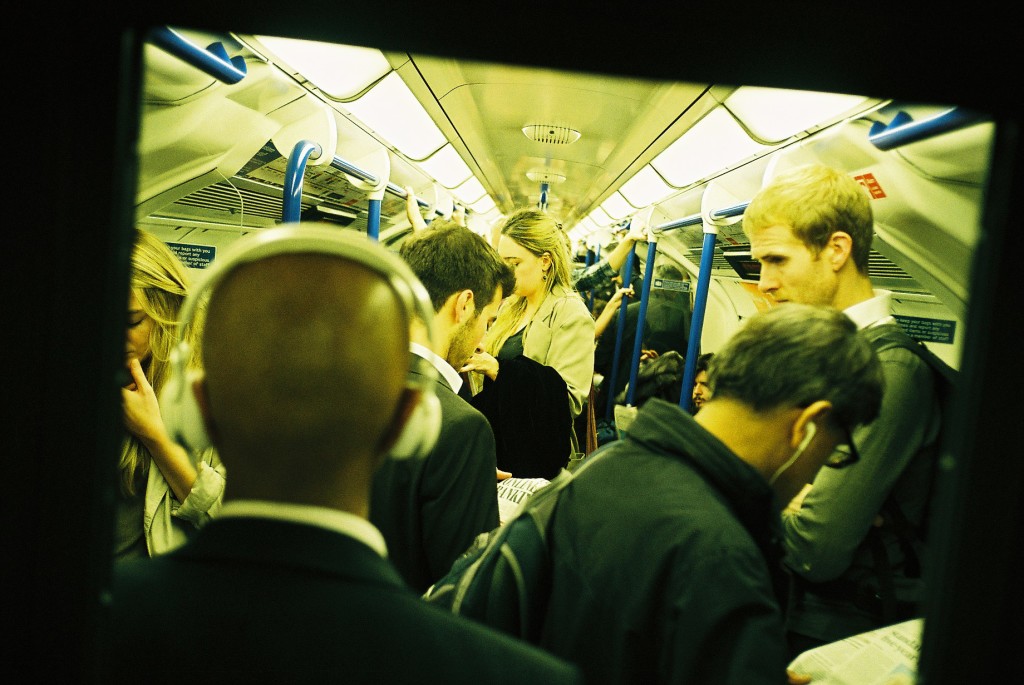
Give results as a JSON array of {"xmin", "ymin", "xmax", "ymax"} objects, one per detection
[
  {"xmin": 148, "ymin": 27, "xmax": 248, "ymax": 84},
  {"xmin": 283, "ymin": 140, "xmax": 322, "ymax": 223},
  {"xmin": 679, "ymin": 228, "xmax": 718, "ymax": 412}
]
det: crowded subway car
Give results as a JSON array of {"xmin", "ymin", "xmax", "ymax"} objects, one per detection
[{"xmin": 17, "ymin": 5, "xmax": 1023, "ymax": 683}]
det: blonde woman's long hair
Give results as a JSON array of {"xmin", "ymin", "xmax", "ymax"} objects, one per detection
[
  {"xmin": 119, "ymin": 229, "xmax": 198, "ymax": 496},
  {"xmin": 482, "ymin": 209, "xmax": 574, "ymax": 357}
]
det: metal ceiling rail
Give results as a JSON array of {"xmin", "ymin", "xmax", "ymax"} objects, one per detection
[
  {"xmin": 868, "ymin": 107, "xmax": 988, "ymax": 151},
  {"xmin": 148, "ymin": 27, "xmax": 248, "ymax": 84}
]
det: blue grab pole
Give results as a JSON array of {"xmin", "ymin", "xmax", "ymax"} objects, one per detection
[
  {"xmin": 283, "ymin": 140, "xmax": 321, "ymax": 223},
  {"xmin": 604, "ymin": 223, "xmax": 635, "ymax": 421},
  {"xmin": 366, "ymin": 198, "xmax": 382, "ymax": 241},
  {"xmin": 585, "ymin": 248, "xmax": 595, "ymax": 312},
  {"xmin": 680, "ymin": 228, "xmax": 718, "ymax": 412},
  {"xmin": 625, "ymin": 237, "xmax": 658, "ymax": 406}
]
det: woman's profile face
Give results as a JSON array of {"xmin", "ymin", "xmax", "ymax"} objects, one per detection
[
  {"xmin": 498, "ymin": 235, "xmax": 549, "ymax": 299},
  {"xmin": 125, "ymin": 291, "xmax": 154, "ymax": 367}
]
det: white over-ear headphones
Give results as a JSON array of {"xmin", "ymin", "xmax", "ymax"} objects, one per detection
[{"xmin": 159, "ymin": 223, "xmax": 442, "ymax": 460}]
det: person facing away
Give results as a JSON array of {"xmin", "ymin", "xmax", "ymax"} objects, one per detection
[
  {"xmin": 462, "ymin": 208, "xmax": 595, "ymax": 479},
  {"xmin": 115, "ymin": 228, "xmax": 225, "ymax": 560},
  {"xmin": 690, "ymin": 352, "xmax": 714, "ymax": 414},
  {"xmin": 370, "ymin": 221, "xmax": 516, "ymax": 594},
  {"xmin": 528, "ymin": 303, "xmax": 883, "ymax": 685},
  {"xmin": 744, "ymin": 163, "xmax": 942, "ymax": 655},
  {"xmin": 104, "ymin": 224, "xmax": 583, "ymax": 685}
]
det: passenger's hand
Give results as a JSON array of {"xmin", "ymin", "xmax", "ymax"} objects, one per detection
[
  {"xmin": 496, "ymin": 468, "xmax": 512, "ymax": 481},
  {"xmin": 786, "ymin": 668, "xmax": 813, "ymax": 684},
  {"xmin": 625, "ymin": 219, "xmax": 648, "ymax": 244},
  {"xmin": 121, "ymin": 357, "xmax": 166, "ymax": 443},
  {"xmin": 453, "ymin": 204, "xmax": 467, "ymax": 227},
  {"xmin": 460, "ymin": 349, "xmax": 500, "ymax": 381},
  {"xmin": 603, "ymin": 286, "xmax": 634, "ymax": 314},
  {"xmin": 639, "ymin": 349, "xmax": 658, "ymax": 363},
  {"xmin": 405, "ymin": 186, "xmax": 428, "ymax": 231}
]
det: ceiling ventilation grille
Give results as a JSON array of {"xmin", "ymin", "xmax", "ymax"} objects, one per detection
[{"xmin": 522, "ymin": 124, "xmax": 581, "ymax": 145}]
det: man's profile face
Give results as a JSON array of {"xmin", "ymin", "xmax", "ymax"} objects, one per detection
[
  {"xmin": 446, "ymin": 286, "xmax": 504, "ymax": 369},
  {"xmin": 748, "ymin": 224, "xmax": 837, "ymax": 307},
  {"xmin": 691, "ymin": 370, "xmax": 710, "ymax": 411}
]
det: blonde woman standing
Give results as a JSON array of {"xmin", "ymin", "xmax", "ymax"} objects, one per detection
[
  {"xmin": 115, "ymin": 229, "xmax": 225, "ymax": 559},
  {"xmin": 463, "ymin": 209, "xmax": 595, "ymax": 478}
]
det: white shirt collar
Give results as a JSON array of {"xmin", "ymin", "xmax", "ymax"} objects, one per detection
[
  {"xmin": 843, "ymin": 289, "xmax": 897, "ymax": 330},
  {"xmin": 410, "ymin": 341, "xmax": 462, "ymax": 393},
  {"xmin": 217, "ymin": 500, "xmax": 387, "ymax": 557}
]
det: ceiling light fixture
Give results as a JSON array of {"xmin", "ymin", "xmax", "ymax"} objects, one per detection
[
  {"xmin": 525, "ymin": 169, "xmax": 567, "ymax": 183},
  {"xmin": 522, "ymin": 124, "xmax": 581, "ymax": 145}
]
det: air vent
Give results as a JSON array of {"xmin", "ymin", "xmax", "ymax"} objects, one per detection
[{"xmin": 522, "ymin": 124, "xmax": 581, "ymax": 145}]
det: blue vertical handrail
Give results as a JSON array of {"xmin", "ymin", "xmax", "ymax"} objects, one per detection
[
  {"xmin": 585, "ymin": 248, "xmax": 596, "ymax": 312},
  {"xmin": 283, "ymin": 140, "xmax": 322, "ymax": 223},
  {"xmin": 540, "ymin": 182, "xmax": 550, "ymax": 211},
  {"xmin": 604, "ymin": 223, "xmax": 635, "ymax": 421},
  {"xmin": 366, "ymin": 199, "xmax": 382, "ymax": 241},
  {"xmin": 148, "ymin": 27, "xmax": 248, "ymax": 84},
  {"xmin": 680, "ymin": 228, "xmax": 718, "ymax": 412},
  {"xmin": 624, "ymin": 238, "xmax": 659, "ymax": 406}
]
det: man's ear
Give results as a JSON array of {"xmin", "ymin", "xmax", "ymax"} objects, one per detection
[
  {"xmin": 191, "ymin": 373, "xmax": 219, "ymax": 444},
  {"xmin": 827, "ymin": 231, "xmax": 854, "ymax": 272},
  {"xmin": 454, "ymin": 289, "xmax": 475, "ymax": 325},
  {"xmin": 790, "ymin": 400, "xmax": 833, "ymax": 448}
]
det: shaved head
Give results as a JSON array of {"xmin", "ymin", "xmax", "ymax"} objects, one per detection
[{"xmin": 201, "ymin": 252, "xmax": 410, "ymax": 499}]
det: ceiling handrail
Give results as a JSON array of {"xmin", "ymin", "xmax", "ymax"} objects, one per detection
[
  {"xmin": 868, "ymin": 107, "xmax": 988, "ymax": 151},
  {"xmin": 148, "ymin": 27, "xmax": 248, "ymax": 84}
]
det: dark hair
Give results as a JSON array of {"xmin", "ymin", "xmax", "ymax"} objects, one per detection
[
  {"xmin": 399, "ymin": 223, "xmax": 514, "ymax": 314},
  {"xmin": 695, "ymin": 352, "xmax": 713, "ymax": 375},
  {"xmin": 708, "ymin": 304, "xmax": 883, "ymax": 430}
]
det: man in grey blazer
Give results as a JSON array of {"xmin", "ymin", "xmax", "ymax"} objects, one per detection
[
  {"xmin": 372, "ymin": 221, "xmax": 515, "ymax": 593},
  {"xmin": 104, "ymin": 225, "xmax": 580, "ymax": 684}
]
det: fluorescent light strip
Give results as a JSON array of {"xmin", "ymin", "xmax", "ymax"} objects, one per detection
[
  {"xmin": 451, "ymin": 176, "xmax": 486, "ymax": 204},
  {"xmin": 600, "ymin": 191, "xmax": 633, "ymax": 220},
  {"xmin": 724, "ymin": 86, "xmax": 870, "ymax": 143},
  {"xmin": 652, "ymin": 107, "xmax": 772, "ymax": 188},
  {"xmin": 344, "ymin": 72, "xmax": 447, "ymax": 160},
  {"xmin": 415, "ymin": 144, "xmax": 473, "ymax": 188},
  {"xmin": 256, "ymin": 36, "xmax": 391, "ymax": 100},
  {"xmin": 620, "ymin": 165, "xmax": 674, "ymax": 208}
]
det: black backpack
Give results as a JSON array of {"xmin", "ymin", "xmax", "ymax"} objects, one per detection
[
  {"xmin": 422, "ymin": 467, "xmax": 577, "ymax": 640},
  {"xmin": 855, "ymin": 322, "xmax": 959, "ymax": 620}
]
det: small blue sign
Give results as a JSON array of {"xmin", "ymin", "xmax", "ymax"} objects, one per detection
[
  {"xmin": 894, "ymin": 315, "xmax": 956, "ymax": 344},
  {"xmin": 167, "ymin": 242, "xmax": 217, "ymax": 270}
]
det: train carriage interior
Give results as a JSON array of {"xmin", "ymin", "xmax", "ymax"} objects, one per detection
[{"xmin": 16, "ymin": 5, "xmax": 1022, "ymax": 682}]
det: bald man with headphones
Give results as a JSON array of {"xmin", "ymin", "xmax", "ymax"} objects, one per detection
[{"xmin": 104, "ymin": 224, "xmax": 582, "ymax": 684}]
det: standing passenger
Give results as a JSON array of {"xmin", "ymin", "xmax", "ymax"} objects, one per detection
[
  {"xmin": 105, "ymin": 224, "xmax": 582, "ymax": 684},
  {"xmin": 116, "ymin": 228, "xmax": 225, "ymax": 560},
  {"xmin": 371, "ymin": 221, "xmax": 515, "ymax": 593},
  {"xmin": 462, "ymin": 209, "xmax": 596, "ymax": 478},
  {"xmin": 531, "ymin": 304, "xmax": 883, "ymax": 685},
  {"xmin": 744, "ymin": 163, "xmax": 942, "ymax": 654}
]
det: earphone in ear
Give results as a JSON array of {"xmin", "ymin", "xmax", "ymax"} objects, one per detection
[
  {"xmin": 159, "ymin": 223, "xmax": 442, "ymax": 460},
  {"xmin": 768, "ymin": 420, "xmax": 817, "ymax": 486}
]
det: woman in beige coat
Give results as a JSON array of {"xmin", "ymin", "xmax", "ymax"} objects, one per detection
[{"xmin": 463, "ymin": 209, "xmax": 595, "ymax": 478}]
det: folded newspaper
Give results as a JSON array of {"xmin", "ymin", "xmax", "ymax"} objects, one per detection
[
  {"xmin": 787, "ymin": 618, "xmax": 923, "ymax": 685},
  {"xmin": 496, "ymin": 477, "xmax": 550, "ymax": 524}
]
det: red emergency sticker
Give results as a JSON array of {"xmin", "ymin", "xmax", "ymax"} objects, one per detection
[{"xmin": 854, "ymin": 172, "xmax": 887, "ymax": 199}]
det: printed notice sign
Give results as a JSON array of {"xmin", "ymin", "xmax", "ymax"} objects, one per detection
[
  {"xmin": 167, "ymin": 242, "xmax": 216, "ymax": 270},
  {"xmin": 894, "ymin": 315, "xmax": 956, "ymax": 344},
  {"xmin": 654, "ymin": 278, "xmax": 690, "ymax": 293}
]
